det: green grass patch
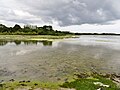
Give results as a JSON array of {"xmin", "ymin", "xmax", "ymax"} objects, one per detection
[
  {"xmin": 0, "ymin": 35, "xmax": 78, "ymax": 41},
  {"xmin": 0, "ymin": 74, "xmax": 120, "ymax": 90},
  {"xmin": 0, "ymin": 80, "xmax": 60, "ymax": 90},
  {"xmin": 60, "ymin": 74, "xmax": 120, "ymax": 90}
]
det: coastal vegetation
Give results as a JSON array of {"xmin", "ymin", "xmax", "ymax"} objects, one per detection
[
  {"xmin": 0, "ymin": 73, "xmax": 120, "ymax": 90},
  {"xmin": 61, "ymin": 73, "xmax": 120, "ymax": 90},
  {"xmin": 0, "ymin": 24, "xmax": 120, "ymax": 36},
  {"xmin": 0, "ymin": 35, "xmax": 75, "ymax": 41},
  {"xmin": 0, "ymin": 24, "xmax": 74, "ymax": 35}
]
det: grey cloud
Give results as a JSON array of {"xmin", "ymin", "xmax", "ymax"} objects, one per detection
[{"xmin": 0, "ymin": 0, "xmax": 120, "ymax": 26}]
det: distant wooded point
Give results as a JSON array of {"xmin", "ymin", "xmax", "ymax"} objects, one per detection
[{"xmin": 0, "ymin": 24, "xmax": 74, "ymax": 35}]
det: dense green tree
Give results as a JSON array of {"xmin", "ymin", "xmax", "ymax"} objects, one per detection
[{"xmin": 12, "ymin": 24, "xmax": 22, "ymax": 32}]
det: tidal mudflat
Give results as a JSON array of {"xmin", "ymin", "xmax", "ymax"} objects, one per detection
[{"xmin": 0, "ymin": 35, "xmax": 120, "ymax": 89}]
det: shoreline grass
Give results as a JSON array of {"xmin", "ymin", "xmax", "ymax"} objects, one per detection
[
  {"xmin": 0, "ymin": 35, "xmax": 79, "ymax": 41},
  {"xmin": 0, "ymin": 80, "xmax": 60, "ymax": 90},
  {"xmin": 0, "ymin": 73, "xmax": 120, "ymax": 90},
  {"xmin": 61, "ymin": 73, "xmax": 120, "ymax": 90}
]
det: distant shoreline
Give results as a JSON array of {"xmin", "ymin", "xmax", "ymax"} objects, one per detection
[{"xmin": 75, "ymin": 33, "xmax": 120, "ymax": 35}]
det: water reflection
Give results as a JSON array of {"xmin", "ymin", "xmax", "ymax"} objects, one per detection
[
  {"xmin": 0, "ymin": 40, "xmax": 8, "ymax": 46},
  {"xmin": 14, "ymin": 41, "xmax": 21, "ymax": 45},
  {"xmin": 42, "ymin": 41, "xmax": 52, "ymax": 46},
  {"xmin": 0, "ymin": 40, "xmax": 53, "ymax": 46}
]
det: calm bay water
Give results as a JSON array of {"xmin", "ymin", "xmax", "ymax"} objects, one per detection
[{"xmin": 0, "ymin": 35, "xmax": 120, "ymax": 82}]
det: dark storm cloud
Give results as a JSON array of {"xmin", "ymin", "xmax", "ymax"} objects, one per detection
[{"xmin": 0, "ymin": 0, "xmax": 120, "ymax": 26}]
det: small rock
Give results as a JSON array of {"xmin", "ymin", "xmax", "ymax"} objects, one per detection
[
  {"xmin": 57, "ymin": 78, "xmax": 61, "ymax": 81},
  {"xmin": 20, "ymin": 84, "xmax": 27, "ymax": 86},
  {"xmin": 26, "ymin": 80, "xmax": 31, "ymax": 83},
  {"xmin": 0, "ymin": 84, "xmax": 3, "ymax": 87},
  {"xmin": 34, "ymin": 83, "xmax": 38, "ymax": 86},
  {"xmin": 9, "ymin": 79, "xmax": 15, "ymax": 82}
]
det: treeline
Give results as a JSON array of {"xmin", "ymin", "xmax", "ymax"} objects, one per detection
[
  {"xmin": 0, "ymin": 24, "xmax": 74, "ymax": 35},
  {"xmin": 1, "ymin": 24, "xmax": 119, "ymax": 36},
  {"xmin": 75, "ymin": 33, "xmax": 120, "ymax": 35}
]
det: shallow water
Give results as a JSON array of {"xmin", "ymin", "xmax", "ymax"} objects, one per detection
[{"xmin": 0, "ymin": 35, "xmax": 120, "ymax": 82}]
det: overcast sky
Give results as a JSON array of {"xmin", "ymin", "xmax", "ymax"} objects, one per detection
[{"xmin": 0, "ymin": 0, "xmax": 120, "ymax": 33}]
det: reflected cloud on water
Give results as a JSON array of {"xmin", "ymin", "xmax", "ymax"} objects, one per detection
[{"xmin": 63, "ymin": 35, "xmax": 120, "ymax": 50}]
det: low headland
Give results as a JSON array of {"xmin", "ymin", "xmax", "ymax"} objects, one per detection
[
  {"xmin": 0, "ymin": 24, "xmax": 78, "ymax": 42},
  {"xmin": 0, "ymin": 24, "xmax": 74, "ymax": 36}
]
